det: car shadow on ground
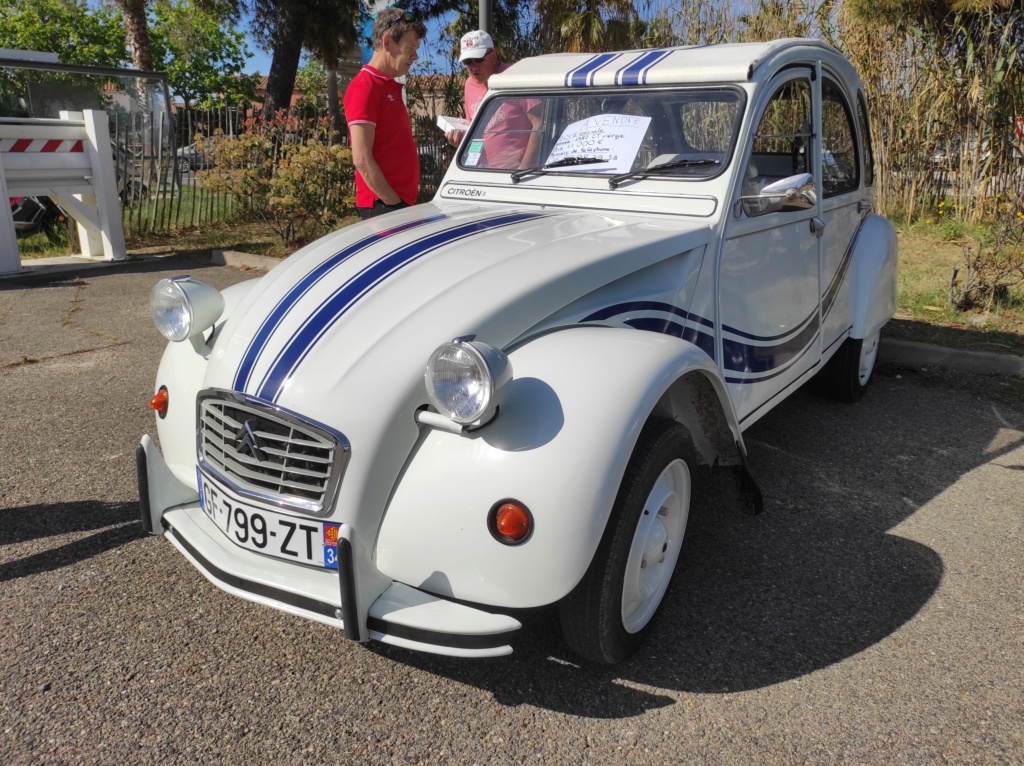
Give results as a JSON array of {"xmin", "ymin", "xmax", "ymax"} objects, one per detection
[
  {"xmin": 368, "ymin": 374, "xmax": 1023, "ymax": 717},
  {"xmin": 0, "ymin": 500, "xmax": 144, "ymax": 582}
]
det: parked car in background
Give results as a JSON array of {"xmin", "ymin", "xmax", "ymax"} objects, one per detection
[
  {"xmin": 9, "ymin": 196, "xmax": 67, "ymax": 242},
  {"xmin": 418, "ymin": 141, "xmax": 453, "ymax": 180},
  {"xmin": 139, "ymin": 39, "xmax": 897, "ymax": 665},
  {"xmin": 175, "ymin": 142, "xmax": 214, "ymax": 173}
]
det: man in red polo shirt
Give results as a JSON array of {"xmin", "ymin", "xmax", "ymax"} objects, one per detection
[{"xmin": 344, "ymin": 8, "xmax": 427, "ymax": 219}]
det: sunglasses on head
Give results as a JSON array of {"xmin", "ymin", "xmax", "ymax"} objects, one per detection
[{"xmin": 385, "ymin": 10, "xmax": 416, "ymax": 32}]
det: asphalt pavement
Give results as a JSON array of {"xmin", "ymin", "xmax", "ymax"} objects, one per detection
[{"xmin": 1, "ymin": 254, "xmax": 1022, "ymax": 765}]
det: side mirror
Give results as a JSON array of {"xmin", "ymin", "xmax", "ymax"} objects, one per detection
[{"xmin": 737, "ymin": 172, "xmax": 816, "ymax": 217}]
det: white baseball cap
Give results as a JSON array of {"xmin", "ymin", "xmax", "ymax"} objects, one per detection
[{"xmin": 460, "ymin": 30, "xmax": 493, "ymax": 62}]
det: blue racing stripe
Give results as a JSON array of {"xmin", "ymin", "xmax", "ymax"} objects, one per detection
[
  {"xmin": 617, "ymin": 50, "xmax": 671, "ymax": 86},
  {"xmin": 567, "ymin": 53, "xmax": 619, "ymax": 87},
  {"xmin": 233, "ymin": 214, "xmax": 447, "ymax": 392},
  {"xmin": 256, "ymin": 211, "xmax": 547, "ymax": 402}
]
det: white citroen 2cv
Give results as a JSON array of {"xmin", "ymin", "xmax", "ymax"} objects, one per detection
[{"xmin": 138, "ymin": 38, "xmax": 897, "ymax": 664}]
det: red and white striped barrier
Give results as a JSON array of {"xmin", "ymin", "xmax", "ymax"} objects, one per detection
[
  {"xmin": 1, "ymin": 110, "xmax": 126, "ymax": 274},
  {"xmin": 0, "ymin": 138, "xmax": 85, "ymax": 153}
]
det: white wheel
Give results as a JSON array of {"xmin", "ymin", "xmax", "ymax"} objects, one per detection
[
  {"xmin": 621, "ymin": 458, "xmax": 689, "ymax": 633},
  {"xmin": 822, "ymin": 328, "xmax": 882, "ymax": 402},
  {"xmin": 560, "ymin": 418, "xmax": 693, "ymax": 664},
  {"xmin": 857, "ymin": 328, "xmax": 880, "ymax": 386}
]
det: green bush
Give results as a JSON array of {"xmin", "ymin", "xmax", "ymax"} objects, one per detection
[{"xmin": 201, "ymin": 116, "xmax": 355, "ymax": 247}]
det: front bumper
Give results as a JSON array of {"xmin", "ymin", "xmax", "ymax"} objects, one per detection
[{"xmin": 137, "ymin": 435, "xmax": 521, "ymax": 658}]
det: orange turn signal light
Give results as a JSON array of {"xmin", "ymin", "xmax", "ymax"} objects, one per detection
[
  {"xmin": 489, "ymin": 500, "xmax": 532, "ymax": 545},
  {"xmin": 150, "ymin": 386, "xmax": 169, "ymax": 418}
]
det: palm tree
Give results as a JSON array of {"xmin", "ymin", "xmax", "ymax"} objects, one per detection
[
  {"xmin": 115, "ymin": 0, "xmax": 155, "ymax": 70},
  {"xmin": 535, "ymin": 0, "xmax": 639, "ymax": 53},
  {"xmin": 301, "ymin": 0, "xmax": 360, "ymax": 144}
]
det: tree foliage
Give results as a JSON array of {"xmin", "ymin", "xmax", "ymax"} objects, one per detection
[
  {"xmin": 0, "ymin": 0, "xmax": 128, "ymax": 68},
  {"xmin": 150, "ymin": 0, "xmax": 258, "ymax": 107}
]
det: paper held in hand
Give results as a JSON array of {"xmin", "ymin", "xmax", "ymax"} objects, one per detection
[{"xmin": 437, "ymin": 115, "xmax": 470, "ymax": 132}]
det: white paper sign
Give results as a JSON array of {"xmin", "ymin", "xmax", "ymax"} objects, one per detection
[
  {"xmin": 437, "ymin": 114, "xmax": 470, "ymax": 132},
  {"xmin": 544, "ymin": 114, "xmax": 652, "ymax": 173}
]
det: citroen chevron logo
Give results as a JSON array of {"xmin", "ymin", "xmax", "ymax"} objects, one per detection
[{"xmin": 236, "ymin": 419, "xmax": 268, "ymax": 463}]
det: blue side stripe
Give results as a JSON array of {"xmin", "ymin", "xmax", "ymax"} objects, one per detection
[
  {"xmin": 255, "ymin": 212, "xmax": 546, "ymax": 402},
  {"xmin": 725, "ymin": 332, "xmax": 819, "ymax": 385},
  {"xmin": 624, "ymin": 317, "xmax": 716, "ymax": 361},
  {"xmin": 722, "ymin": 315, "xmax": 820, "ymax": 374},
  {"xmin": 581, "ymin": 300, "xmax": 715, "ymax": 329},
  {"xmin": 722, "ymin": 305, "xmax": 817, "ymax": 342},
  {"xmin": 567, "ymin": 53, "xmax": 619, "ymax": 87},
  {"xmin": 233, "ymin": 214, "xmax": 447, "ymax": 391},
  {"xmin": 822, "ymin": 237, "xmax": 855, "ymax": 317},
  {"xmin": 616, "ymin": 50, "xmax": 671, "ymax": 86}
]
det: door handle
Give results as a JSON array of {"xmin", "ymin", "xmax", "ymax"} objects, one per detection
[{"xmin": 810, "ymin": 217, "xmax": 825, "ymax": 237}]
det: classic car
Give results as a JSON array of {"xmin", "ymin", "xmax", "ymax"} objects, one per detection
[{"xmin": 138, "ymin": 38, "xmax": 897, "ymax": 664}]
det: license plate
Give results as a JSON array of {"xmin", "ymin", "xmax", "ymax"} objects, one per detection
[{"xmin": 198, "ymin": 472, "xmax": 339, "ymax": 569}]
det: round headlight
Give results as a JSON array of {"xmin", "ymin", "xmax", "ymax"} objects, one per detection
[
  {"xmin": 150, "ymin": 276, "xmax": 224, "ymax": 342},
  {"xmin": 425, "ymin": 339, "xmax": 512, "ymax": 425}
]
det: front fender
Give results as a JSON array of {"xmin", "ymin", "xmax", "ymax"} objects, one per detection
[
  {"xmin": 375, "ymin": 325, "xmax": 741, "ymax": 609},
  {"xmin": 851, "ymin": 213, "xmax": 898, "ymax": 338}
]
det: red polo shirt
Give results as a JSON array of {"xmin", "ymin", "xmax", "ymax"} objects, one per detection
[{"xmin": 343, "ymin": 66, "xmax": 419, "ymax": 207}]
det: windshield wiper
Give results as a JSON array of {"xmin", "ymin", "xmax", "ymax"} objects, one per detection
[
  {"xmin": 608, "ymin": 158, "xmax": 720, "ymax": 189},
  {"xmin": 510, "ymin": 156, "xmax": 608, "ymax": 184}
]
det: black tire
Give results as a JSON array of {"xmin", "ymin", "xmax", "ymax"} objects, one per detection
[
  {"xmin": 559, "ymin": 417, "xmax": 693, "ymax": 664},
  {"xmin": 177, "ymin": 157, "xmax": 191, "ymax": 174},
  {"xmin": 822, "ymin": 330, "xmax": 880, "ymax": 403}
]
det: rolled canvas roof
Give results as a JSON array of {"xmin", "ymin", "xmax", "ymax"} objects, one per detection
[{"xmin": 488, "ymin": 38, "xmax": 849, "ymax": 91}]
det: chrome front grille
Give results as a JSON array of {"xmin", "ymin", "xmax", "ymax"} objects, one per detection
[{"xmin": 196, "ymin": 389, "xmax": 349, "ymax": 516}]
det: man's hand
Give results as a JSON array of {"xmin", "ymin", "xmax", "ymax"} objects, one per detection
[{"xmin": 445, "ymin": 129, "xmax": 466, "ymax": 147}]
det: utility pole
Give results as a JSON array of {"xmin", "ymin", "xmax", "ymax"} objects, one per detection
[{"xmin": 479, "ymin": 0, "xmax": 491, "ymax": 34}]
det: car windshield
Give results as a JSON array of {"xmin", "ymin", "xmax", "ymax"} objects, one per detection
[{"xmin": 458, "ymin": 87, "xmax": 745, "ymax": 180}]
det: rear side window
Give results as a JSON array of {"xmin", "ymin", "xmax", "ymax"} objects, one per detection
[
  {"xmin": 857, "ymin": 93, "xmax": 874, "ymax": 186},
  {"xmin": 821, "ymin": 79, "xmax": 859, "ymax": 197}
]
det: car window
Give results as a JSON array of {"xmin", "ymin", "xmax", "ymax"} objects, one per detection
[
  {"xmin": 458, "ymin": 88, "xmax": 744, "ymax": 179},
  {"xmin": 821, "ymin": 79, "xmax": 859, "ymax": 196},
  {"xmin": 743, "ymin": 78, "xmax": 813, "ymax": 198},
  {"xmin": 856, "ymin": 92, "xmax": 874, "ymax": 187}
]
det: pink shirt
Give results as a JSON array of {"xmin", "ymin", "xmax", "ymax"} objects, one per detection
[{"xmin": 464, "ymin": 63, "xmax": 540, "ymax": 170}]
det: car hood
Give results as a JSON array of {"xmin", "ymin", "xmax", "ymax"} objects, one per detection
[
  {"xmin": 202, "ymin": 201, "xmax": 711, "ymax": 525},
  {"xmin": 209, "ymin": 202, "xmax": 708, "ymax": 403}
]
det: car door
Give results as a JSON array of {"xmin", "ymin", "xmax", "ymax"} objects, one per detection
[
  {"xmin": 719, "ymin": 69, "xmax": 823, "ymax": 425},
  {"xmin": 818, "ymin": 77, "xmax": 864, "ymax": 358}
]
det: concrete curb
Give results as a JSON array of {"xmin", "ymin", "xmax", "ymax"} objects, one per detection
[
  {"xmin": 211, "ymin": 249, "xmax": 283, "ymax": 273},
  {"xmin": 6, "ymin": 250, "xmax": 1023, "ymax": 379}
]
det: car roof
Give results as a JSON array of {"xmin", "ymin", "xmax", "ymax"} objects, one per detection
[{"xmin": 488, "ymin": 38, "xmax": 860, "ymax": 92}]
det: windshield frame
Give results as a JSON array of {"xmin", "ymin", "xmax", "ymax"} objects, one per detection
[{"xmin": 455, "ymin": 85, "xmax": 748, "ymax": 185}]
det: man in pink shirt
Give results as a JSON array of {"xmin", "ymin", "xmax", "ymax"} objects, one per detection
[
  {"xmin": 344, "ymin": 8, "xmax": 427, "ymax": 219},
  {"xmin": 445, "ymin": 30, "xmax": 542, "ymax": 170}
]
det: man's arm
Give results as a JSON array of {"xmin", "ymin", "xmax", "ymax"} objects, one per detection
[
  {"xmin": 517, "ymin": 105, "xmax": 544, "ymax": 169},
  {"xmin": 349, "ymin": 123, "xmax": 402, "ymax": 205}
]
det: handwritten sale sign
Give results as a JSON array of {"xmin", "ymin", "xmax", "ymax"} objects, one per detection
[{"xmin": 544, "ymin": 113, "xmax": 652, "ymax": 174}]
